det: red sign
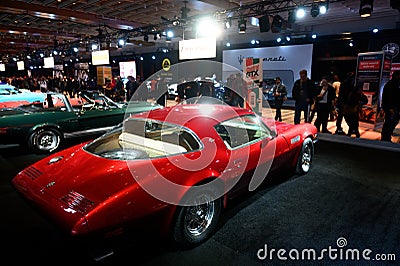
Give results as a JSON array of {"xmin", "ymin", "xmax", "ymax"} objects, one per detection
[{"xmin": 358, "ymin": 60, "xmax": 381, "ymax": 70}]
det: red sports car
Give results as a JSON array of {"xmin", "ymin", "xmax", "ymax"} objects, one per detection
[{"xmin": 12, "ymin": 103, "xmax": 317, "ymax": 249}]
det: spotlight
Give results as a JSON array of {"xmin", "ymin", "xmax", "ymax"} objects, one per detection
[
  {"xmin": 118, "ymin": 38, "xmax": 125, "ymax": 47},
  {"xmin": 271, "ymin": 15, "xmax": 283, "ymax": 33},
  {"xmin": 311, "ymin": 34, "xmax": 317, "ymax": 39},
  {"xmin": 311, "ymin": 3, "xmax": 320, "ymax": 17},
  {"xmin": 152, "ymin": 55, "xmax": 156, "ymax": 60},
  {"xmin": 360, "ymin": 0, "xmax": 373, "ymax": 17},
  {"xmin": 238, "ymin": 18, "xmax": 246, "ymax": 33},
  {"xmin": 288, "ymin": 10, "xmax": 296, "ymax": 23},
  {"xmin": 166, "ymin": 30, "xmax": 174, "ymax": 41},
  {"xmin": 225, "ymin": 18, "xmax": 232, "ymax": 29},
  {"xmin": 349, "ymin": 41, "xmax": 354, "ymax": 47},
  {"xmin": 296, "ymin": 7, "xmax": 306, "ymax": 18},
  {"xmin": 226, "ymin": 42, "xmax": 231, "ymax": 47},
  {"xmin": 277, "ymin": 37, "xmax": 282, "ymax": 43},
  {"xmin": 92, "ymin": 44, "xmax": 98, "ymax": 50},
  {"xmin": 372, "ymin": 28, "xmax": 379, "ymax": 33},
  {"xmin": 73, "ymin": 47, "xmax": 78, "ymax": 53},
  {"xmin": 286, "ymin": 36, "xmax": 291, "ymax": 41},
  {"xmin": 258, "ymin": 15, "xmax": 270, "ymax": 32}
]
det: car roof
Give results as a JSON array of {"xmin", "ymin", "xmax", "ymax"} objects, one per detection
[{"xmin": 132, "ymin": 103, "xmax": 255, "ymax": 129}]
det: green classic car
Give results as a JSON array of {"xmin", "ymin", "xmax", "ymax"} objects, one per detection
[{"xmin": 0, "ymin": 91, "xmax": 162, "ymax": 154}]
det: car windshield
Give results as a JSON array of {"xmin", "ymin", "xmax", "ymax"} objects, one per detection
[{"xmin": 84, "ymin": 119, "xmax": 201, "ymax": 160}]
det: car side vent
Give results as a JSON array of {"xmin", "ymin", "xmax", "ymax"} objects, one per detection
[
  {"xmin": 24, "ymin": 166, "xmax": 43, "ymax": 180},
  {"xmin": 60, "ymin": 191, "xmax": 94, "ymax": 214}
]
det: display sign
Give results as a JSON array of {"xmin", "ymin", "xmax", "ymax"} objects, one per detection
[
  {"xmin": 355, "ymin": 51, "xmax": 392, "ymax": 129},
  {"xmin": 179, "ymin": 37, "xmax": 216, "ymax": 60},
  {"xmin": 119, "ymin": 61, "xmax": 136, "ymax": 78},
  {"xmin": 243, "ymin": 58, "xmax": 263, "ymax": 114},
  {"xmin": 97, "ymin": 66, "xmax": 112, "ymax": 85},
  {"xmin": 17, "ymin": 61, "xmax": 24, "ymax": 70},
  {"xmin": 92, "ymin": 50, "xmax": 110, "ymax": 65},
  {"xmin": 222, "ymin": 44, "xmax": 313, "ymax": 98},
  {"xmin": 0, "ymin": 63, "xmax": 5, "ymax": 72},
  {"xmin": 44, "ymin": 57, "xmax": 54, "ymax": 68}
]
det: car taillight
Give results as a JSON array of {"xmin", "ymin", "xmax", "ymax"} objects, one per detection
[{"xmin": 0, "ymin": 127, "xmax": 7, "ymax": 134}]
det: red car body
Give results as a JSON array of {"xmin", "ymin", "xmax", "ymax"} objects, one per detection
[{"xmin": 12, "ymin": 103, "xmax": 317, "ymax": 247}]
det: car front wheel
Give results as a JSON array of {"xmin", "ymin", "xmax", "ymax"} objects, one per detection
[
  {"xmin": 296, "ymin": 137, "xmax": 314, "ymax": 175},
  {"xmin": 28, "ymin": 128, "xmax": 62, "ymax": 154},
  {"xmin": 173, "ymin": 186, "xmax": 222, "ymax": 249}
]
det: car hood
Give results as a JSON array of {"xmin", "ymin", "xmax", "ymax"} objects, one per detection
[{"xmin": 23, "ymin": 143, "xmax": 140, "ymax": 206}]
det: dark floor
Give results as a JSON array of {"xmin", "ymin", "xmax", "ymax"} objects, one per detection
[{"xmin": 1, "ymin": 138, "xmax": 399, "ymax": 265}]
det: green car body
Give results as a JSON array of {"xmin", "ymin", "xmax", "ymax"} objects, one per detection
[{"xmin": 0, "ymin": 91, "xmax": 162, "ymax": 154}]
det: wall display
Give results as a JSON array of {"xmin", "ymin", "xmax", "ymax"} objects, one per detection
[
  {"xmin": 355, "ymin": 51, "xmax": 392, "ymax": 129},
  {"xmin": 97, "ymin": 66, "xmax": 112, "ymax": 85},
  {"xmin": 17, "ymin": 61, "xmax": 24, "ymax": 71},
  {"xmin": 223, "ymin": 44, "xmax": 313, "ymax": 98},
  {"xmin": 44, "ymin": 57, "xmax": 54, "ymax": 68},
  {"xmin": 119, "ymin": 61, "xmax": 136, "ymax": 78},
  {"xmin": 179, "ymin": 37, "xmax": 216, "ymax": 60},
  {"xmin": 92, "ymin": 50, "xmax": 110, "ymax": 65}
]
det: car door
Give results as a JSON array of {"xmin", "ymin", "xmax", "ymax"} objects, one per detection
[
  {"xmin": 77, "ymin": 106, "xmax": 125, "ymax": 131},
  {"xmin": 214, "ymin": 114, "xmax": 275, "ymax": 195}
]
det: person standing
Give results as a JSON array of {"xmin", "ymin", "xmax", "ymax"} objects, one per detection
[
  {"xmin": 381, "ymin": 70, "xmax": 400, "ymax": 142},
  {"xmin": 292, "ymin": 69, "xmax": 316, "ymax": 124},
  {"xmin": 341, "ymin": 72, "xmax": 362, "ymax": 138},
  {"xmin": 272, "ymin": 77, "xmax": 287, "ymax": 121},
  {"xmin": 313, "ymin": 76, "xmax": 336, "ymax": 133}
]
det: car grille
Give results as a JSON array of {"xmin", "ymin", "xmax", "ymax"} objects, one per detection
[
  {"xmin": 60, "ymin": 191, "xmax": 95, "ymax": 214},
  {"xmin": 24, "ymin": 166, "xmax": 43, "ymax": 180}
]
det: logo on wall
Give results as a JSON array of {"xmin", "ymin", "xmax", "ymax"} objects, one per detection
[
  {"xmin": 162, "ymin": 58, "xmax": 171, "ymax": 71},
  {"xmin": 382, "ymin": 43, "xmax": 399, "ymax": 58}
]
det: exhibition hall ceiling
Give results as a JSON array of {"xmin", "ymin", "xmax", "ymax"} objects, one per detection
[{"xmin": 0, "ymin": 0, "xmax": 399, "ymax": 60}]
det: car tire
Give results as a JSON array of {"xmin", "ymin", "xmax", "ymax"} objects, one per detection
[
  {"xmin": 295, "ymin": 137, "xmax": 314, "ymax": 175},
  {"xmin": 28, "ymin": 128, "xmax": 63, "ymax": 154},
  {"xmin": 173, "ymin": 186, "xmax": 223, "ymax": 249}
]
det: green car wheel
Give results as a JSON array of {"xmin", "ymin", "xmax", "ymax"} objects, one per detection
[{"xmin": 28, "ymin": 128, "xmax": 63, "ymax": 154}]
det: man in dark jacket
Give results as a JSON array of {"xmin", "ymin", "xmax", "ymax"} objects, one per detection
[
  {"xmin": 381, "ymin": 70, "xmax": 400, "ymax": 142},
  {"xmin": 292, "ymin": 69, "xmax": 316, "ymax": 124}
]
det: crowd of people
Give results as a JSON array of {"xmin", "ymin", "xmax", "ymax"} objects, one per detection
[{"xmin": 2, "ymin": 69, "xmax": 399, "ymax": 142}]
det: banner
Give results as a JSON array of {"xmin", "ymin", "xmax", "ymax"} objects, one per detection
[
  {"xmin": 355, "ymin": 51, "xmax": 392, "ymax": 129},
  {"xmin": 243, "ymin": 58, "xmax": 263, "ymax": 114}
]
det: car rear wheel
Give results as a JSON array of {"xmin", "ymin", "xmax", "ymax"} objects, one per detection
[
  {"xmin": 28, "ymin": 128, "xmax": 62, "ymax": 154},
  {"xmin": 173, "ymin": 186, "xmax": 222, "ymax": 249},
  {"xmin": 295, "ymin": 137, "xmax": 314, "ymax": 175}
]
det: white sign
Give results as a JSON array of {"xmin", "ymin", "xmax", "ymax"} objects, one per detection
[
  {"xmin": 17, "ymin": 61, "xmax": 24, "ymax": 70},
  {"xmin": 92, "ymin": 50, "xmax": 110, "ymax": 65},
  {"xmin": 223, "ymin": 44, "xmax": 313, "ymax": 97},
  {"xmin": 119, "ymin": 61, "xmax": 137, "ymax": 78},
  {"xmin": 0, "ymin": 63, "xmax": 5, "ymax": 72},
  {"xmin": 44, "ymin": 57, "xmax": 55, "ymax": 68},
  {"xmin": 179, "ymin": 37, "xmax": 216, "ymax": 60}
]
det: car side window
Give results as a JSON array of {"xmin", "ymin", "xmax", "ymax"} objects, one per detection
[{"xmin": 214, "ymin": 115, "xmax": 271, "ymax": 149}]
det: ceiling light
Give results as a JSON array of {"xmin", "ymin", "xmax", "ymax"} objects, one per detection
[
  {"xmin": 226, "ymin": 42, "xmax": 231, "ymax": 47},
  {"xmin": 360, "ymin": 0, "xmax": 373, "ymax": 17},
  {"xmin": 238, "ymin": 18, "xmax": 246, "ymax": 33},
  {"xmin": 271, "ymin": 15, "xmax": 283, "ymax": 33},
  {"xmin": 319, "ymin": 5, "xmax": 327, "ymax": 14},
  {"xmin": 296, "ymin": 7, "xmax": 306, "ymax": 19},
  {"xmin": 372, "ymin": 28, "xmax": 379, "ymax": 33},
  {"xmin": 277, "ymin": 37, "xmax": 282, "ymax": 43},
  {"xmin": 311, "ymin": 3, "xmax": 320, "ymax": 17},
  {"xmin": 286, "ymin": 36, "xmax": 291, "ymax": 41},
  {"xmin": 118, "ymin": 39, "xmax": 125, "ymax": 46},
  {"xmin": 312, "ymin": 34, "xmax": 317, "ymax": 39},
  {"xmin": 165, "ymin": 30, "xmax": 174, "ymax": 41}
]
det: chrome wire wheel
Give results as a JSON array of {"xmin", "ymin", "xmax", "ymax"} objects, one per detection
[
  {"xmin": 300, "ymin": 143, "xmax": 312, "ymax": 173},
  {"xmin": 184, "ymin": 195, "xmax": 215, "ymax": 237},
  {"xmin": 296, "ymin": 138, "xmax": 314, "ymax": 175}
]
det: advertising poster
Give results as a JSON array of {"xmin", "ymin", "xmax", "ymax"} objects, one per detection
[
  {"xmin": 243, "ymin": 58, "xmax": 263, "ymax": 114},
  {"xmin": 97, "ymin": 66, "xmax": 112, "ymax": 85},
  {"xmin": 355, "ymin": 51, "xmax": 392, "ymax": 129}
]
